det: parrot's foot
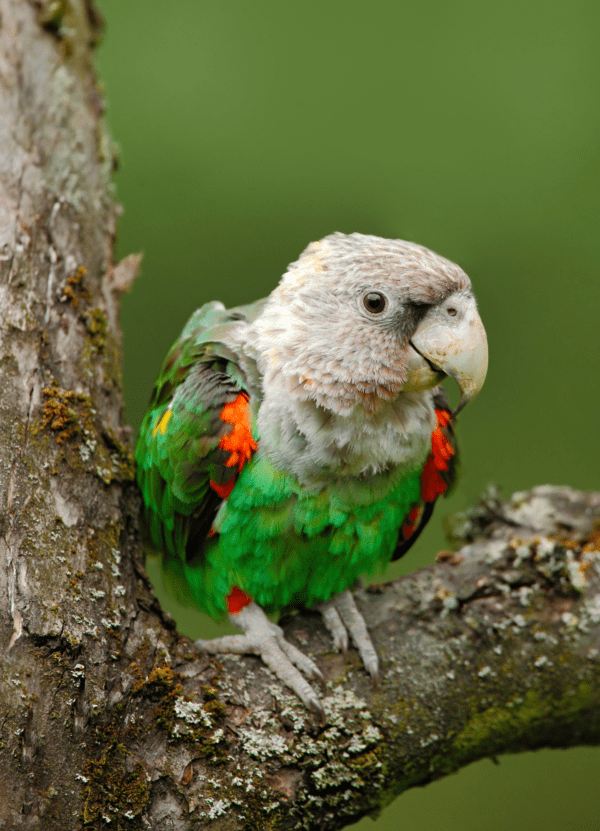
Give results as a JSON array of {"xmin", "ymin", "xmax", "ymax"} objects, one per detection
[
  {"xmin": 316, "ymin": 589, "xmax": 379, "ymax": 684},
  {"xmin": 195, "ymin": 602, "xmax": 325, "ymax": 717}
]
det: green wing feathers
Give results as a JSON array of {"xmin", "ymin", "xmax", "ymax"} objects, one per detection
[{"xmin": 135, "ymin": 301, "xmax": 260, "ymax": 563}]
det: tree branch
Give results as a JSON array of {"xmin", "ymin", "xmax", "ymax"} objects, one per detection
[{"xmin": 0, "ymin": 2, "xmax": 599, "ymax": 829}]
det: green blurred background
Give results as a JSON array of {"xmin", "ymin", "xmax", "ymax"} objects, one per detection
[{"xmin": 96, "ymin": 1, "xmax": 600, "ymax": 828}]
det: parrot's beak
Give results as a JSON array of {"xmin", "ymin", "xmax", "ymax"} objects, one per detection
[{"xmin": 405, "ymin": 291, "xmax": 488, "ymax": 417}]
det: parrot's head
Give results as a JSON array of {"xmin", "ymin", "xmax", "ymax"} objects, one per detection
[{"xmin": 253, "ymin": 232, "xmax": 487, "ymax": 416}]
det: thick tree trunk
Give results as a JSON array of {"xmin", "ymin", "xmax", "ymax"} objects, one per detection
[{"xmin": 1, "ymin": 2, "xmax": 599, "ymax": 829}]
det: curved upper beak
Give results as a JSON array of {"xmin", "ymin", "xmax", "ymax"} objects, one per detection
[{"xmin": 405, "ymin": 291, "xmax": 488, "ymax": 417}]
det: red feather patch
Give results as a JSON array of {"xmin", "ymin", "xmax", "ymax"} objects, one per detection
[
  {"xmin": 227, "ymin": 586, "xmax": 252, "ymax": 614},
  {"xmin": 210, "ymin": 478, "xmax": 236, "ymax": 499},
  {"xmin": 421, "ymin": 408, "xmax": 455, "ymax": 503},
  {"xmin": 401, "ymin": 504, "xmax": 423, "ymax": 540}
]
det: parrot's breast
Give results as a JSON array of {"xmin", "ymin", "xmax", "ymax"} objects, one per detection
[
  {"xmin": 255, "ymin": 385, "xmax": 437, "ymax": 488},
  {"xmin": 181, "ymin": 450, "xmax": 423, "ymax": 619}
]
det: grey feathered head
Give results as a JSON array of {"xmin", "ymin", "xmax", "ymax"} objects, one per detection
[{"xmin": 252, "ymin": 232, "xmax": 486, "ymax": 415}]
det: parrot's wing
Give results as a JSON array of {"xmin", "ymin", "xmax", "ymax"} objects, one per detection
[
  {"xmin": 392, "ymin": 387, "xmax": 459, "ymax": 561},
  {"xmin": 135, "ymin": 299, "xmax": 264, "ymax": 563}
]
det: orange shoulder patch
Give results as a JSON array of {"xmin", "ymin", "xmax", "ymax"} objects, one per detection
[
  {"xmin": 209, "ymin": 392, "xmax": 258, "ymax": 499},
  {"xmin": 218, "ymin": 392, "xmax": 258, "ymax": 471},
  {"xmin": 421, "ymin": 408, "xmax": 455, "ymax": 503}
]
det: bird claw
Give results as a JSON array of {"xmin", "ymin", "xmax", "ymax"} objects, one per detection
[
  {"xmin": 316, "ymin": 589, "xmax": 379, "ymax": 682},
  {"xmin": 317, "ymin": 603, "xmax": 349, "ymax": 654},
  {"xmin": 195, "ymin": 591, "xmax": 378, "ymax": 714},
  {"xmin": 195, "ymin": 602, "xmax": 324, "ymax": 715}
]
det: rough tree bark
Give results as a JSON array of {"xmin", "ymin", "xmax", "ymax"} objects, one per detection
[{"xmin": 0, "ymin": 2, "xmax": 599, "ymax": 829}]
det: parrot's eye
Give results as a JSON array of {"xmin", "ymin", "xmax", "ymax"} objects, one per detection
[{"xmin": 363, "ymin": 292, "xmax": 387, "ymax": 314}]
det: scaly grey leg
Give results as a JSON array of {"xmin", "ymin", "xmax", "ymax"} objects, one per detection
[
  {"xmin": 316, "ymin": 589, "xmax": 379, "ymax": 683},
  {"xmin": 195, "ymin": 602, "xmax": 324, "ymax": 716}
]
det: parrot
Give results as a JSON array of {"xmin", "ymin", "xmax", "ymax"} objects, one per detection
[{"xmin": 135, "ymin": 232, "xmax": 488, "ymax": 714}]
